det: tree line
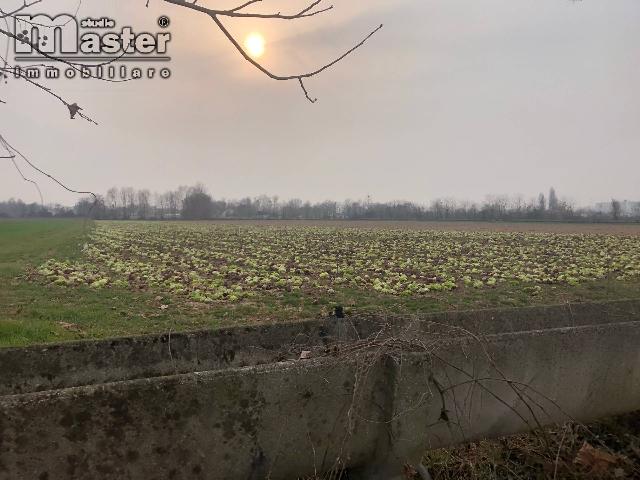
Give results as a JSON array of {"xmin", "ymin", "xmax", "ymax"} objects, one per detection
[{"xmin": 2, "ymin": 186, "xmax": 639, "ymax": 222}]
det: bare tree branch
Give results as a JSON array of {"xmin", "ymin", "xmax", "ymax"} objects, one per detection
[
  {"xmin": 0, "ymin": 64, "xmax": 97, "ymax": 123},
  {"xmin": 229, "ymin": 0, "xmax": 262, "ymax": 13},
  {"xmin": 163, "ymin": 0, "xmax": 333, "ymax": 20},
  {"xmin": 0, "ymin": 134, "xmax": 97, "ymax": 202},
  {"xmin": 162, "ymin": 0, "xmax": 383, "ymax": 102},
  {"xmin": 0, "ymin": 0, "xmax": 43, "ymax": 20},
  {"xmin": 0, "ymin": 1, "xmax": 133, "ymax": 123},
  {"xmin": 1, "ymin": 136, "xmax": 44, "ymax": 206},
  {"xmin": 9, "ymin": 155, "xmax": 44, "ymax": 205}
]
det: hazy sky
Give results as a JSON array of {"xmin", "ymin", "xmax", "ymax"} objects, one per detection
[{"xmin": 1, "ymin": 0, "xmax": 639, "ymax": 207}]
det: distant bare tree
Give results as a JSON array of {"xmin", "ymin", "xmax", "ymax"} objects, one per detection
[
  {"xmin": 548, "ymin": 187, "xmax": 559, "ymax": 212},
  {"xmin": 105, "ymin": 188, "xmax": 119, "ymax": 217},
  {"xmin": 137, "ymin": 189, "xmax": 151, "ymax": 219},
  {"xmin": 117, "ymin": 187, "xmax": 135, "ymax": 219},
  {"xmin": 167, "ymin": 192, "xmax": 178, "ymax": 217},
  {"xmin": 537, "ymin": 193, "xmax": 546, "ymax": 214},
  {"xmin": 611, "ymin": 199, "xmax": 622, "ymax": 221},
  {"xmin": 182, "ymin": 189, "xmax": 214, "ymax": 220},
  {"xmin": 155, "ymin": 192, "xmax": 168, "ymax": 220},
  {"xmin": 13, "ymin": 182, "xmax": 637, "ymax": 223}
]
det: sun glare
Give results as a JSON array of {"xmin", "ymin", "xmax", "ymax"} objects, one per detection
[{"xmin": 245, "ymin": 33, "xmax": 265, "ymax": 58}]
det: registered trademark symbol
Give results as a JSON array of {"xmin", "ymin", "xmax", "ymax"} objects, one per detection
[{"xmin": 158, "ymin": 16, "xmax": 170, "ymax": 28}]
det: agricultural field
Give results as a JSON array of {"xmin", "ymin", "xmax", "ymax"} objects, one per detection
[{"xmin": 2, "ymin": 219, "xmax": 640, "ymax": 346}]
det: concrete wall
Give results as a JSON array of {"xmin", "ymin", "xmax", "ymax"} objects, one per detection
[
  {"xmin": 2, "ymin": 299, "xmax": 638, "ymax": 396},
  {"xmin": 1, "ymin": 300, "xmax": 639, "ymax": 479}
]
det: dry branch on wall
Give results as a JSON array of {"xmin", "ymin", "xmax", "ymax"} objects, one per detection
[{"xmin": 284, "ymin": 317, "xmax": 630, "ymax": 478}]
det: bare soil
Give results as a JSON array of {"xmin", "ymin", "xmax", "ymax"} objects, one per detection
[{"xmin": 192, "ymin": 219, "xmax": 640, "ymax": 235}]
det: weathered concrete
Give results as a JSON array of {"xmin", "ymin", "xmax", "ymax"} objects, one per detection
[
  {"xmin": 2, "ymin": 299, "xmax": 638, "ymax": 396},
  {"xmin": 1, "ymin": 300, "xmax": 640, "ymax": 479}
]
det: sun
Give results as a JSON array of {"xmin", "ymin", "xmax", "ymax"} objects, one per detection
[{"xmin": 244, "ymin": 33, "xmax": 265, "ymax": 58}]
